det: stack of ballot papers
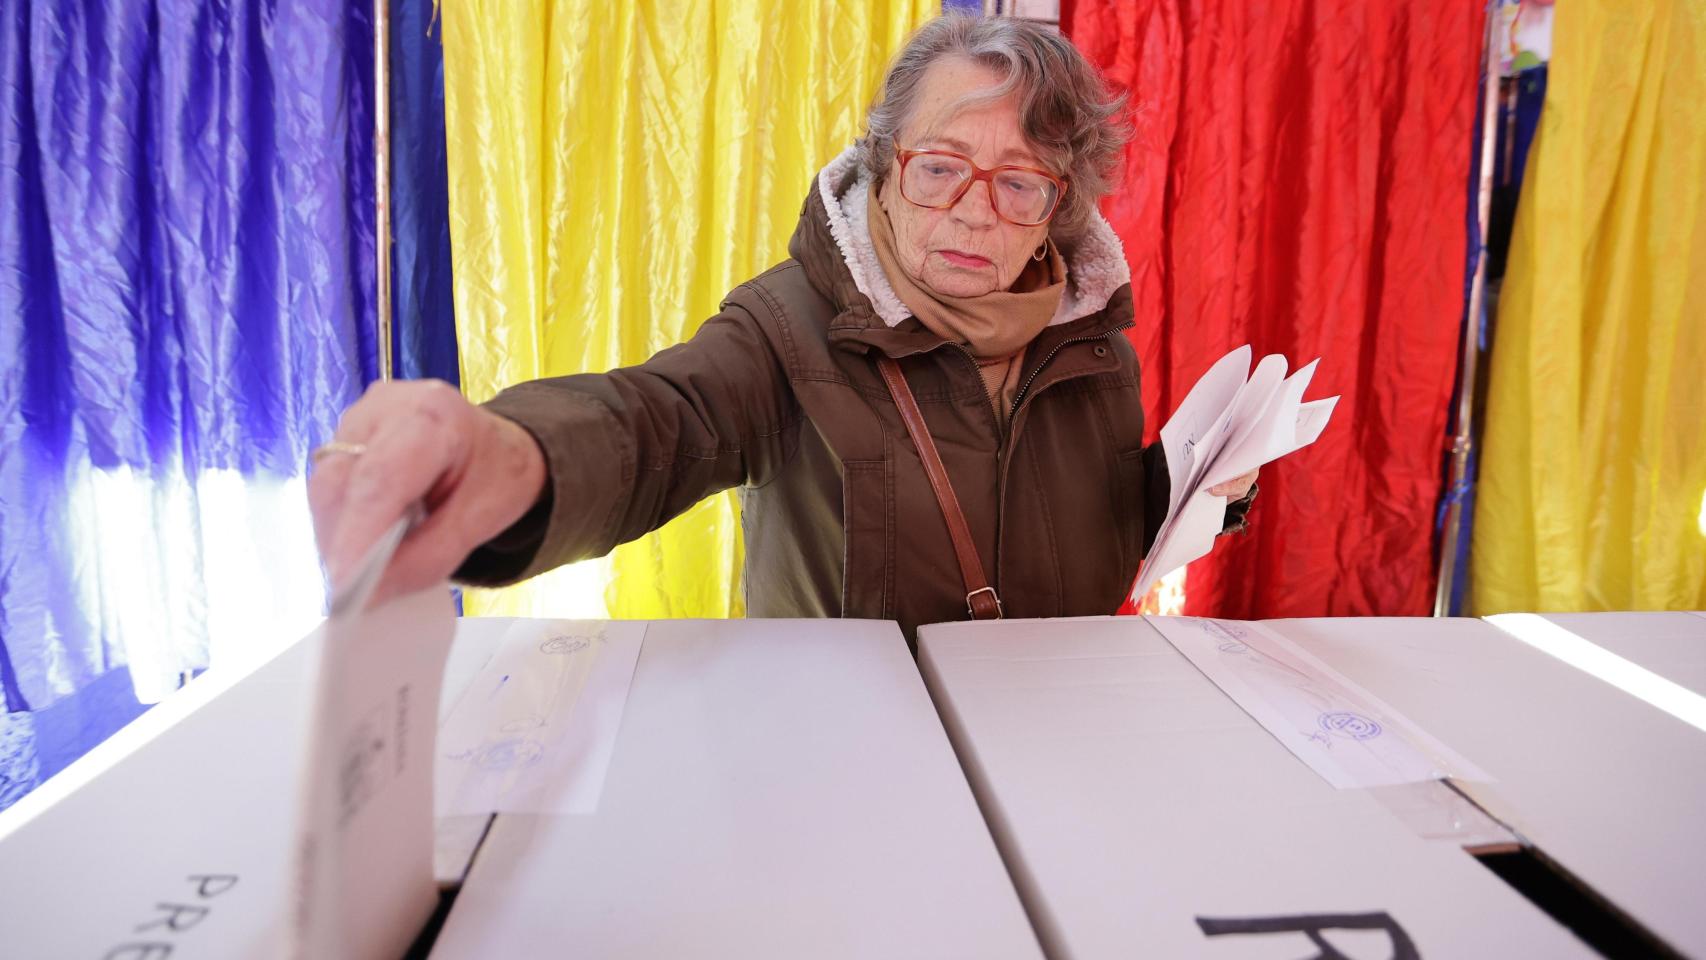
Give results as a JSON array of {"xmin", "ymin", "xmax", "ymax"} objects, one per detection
[{"xmin": 1130, "ymin": 345, "xmax": 1339, "ymax": 604}]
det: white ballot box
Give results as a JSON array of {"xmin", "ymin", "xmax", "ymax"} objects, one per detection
[
  {"xmin": 0, "ymin": 597, "xmax": 490, "ymax": 959},
  {"xmin": 429, "ymin": 618, "xmax": 1040, "ymax": 960},
  {"xmin": 1279, "ymin": 615, "xmax": 1706, "ymax": 957},
  {"xmin": 1487, "ymin": 609, "xmax": 1706, "ymax": 697},
  {"xmin": 918, "ymin": 616, "xmax": 1593, "ymax": 959},
  {"xmin": 0, "ymin": 616, "xmax": 1038, "ymax": 959},
  {"xmin": 0, "ymin": 630, "xmax": 319, "ymax": 959}
]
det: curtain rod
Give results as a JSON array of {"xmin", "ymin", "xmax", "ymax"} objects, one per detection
[
  {"xmin": 1433, "ymin": 4, "xmax": 1502, "ymax": 617},
  {"xmin": 375, "ymin": 0, "xmax": 394, "ymax": 382}
]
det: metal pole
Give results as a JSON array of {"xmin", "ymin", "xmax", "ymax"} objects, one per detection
[
  {"xmin": 375, "ymin": 0, "xmax": 395, "ymax": 382},
  {"xmin": 1433, "ymin": 7, "xmax": 1502, "ymax": 617}
]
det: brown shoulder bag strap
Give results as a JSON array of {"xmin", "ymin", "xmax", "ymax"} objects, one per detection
[{"xmin": 875, "ymin": 356, "xmax": 1003, "ymax": 620}]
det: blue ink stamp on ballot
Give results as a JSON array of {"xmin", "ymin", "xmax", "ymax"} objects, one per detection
[{"xmin": 1317, "ymin": 712, "xmax": 1382, "ymax": 741}]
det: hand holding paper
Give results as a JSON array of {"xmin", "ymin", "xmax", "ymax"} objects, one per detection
[
  {"xmin": 1206, "ymin": 470, "xmax": 1259, "ymax": 500},
  {"xmin": 1130, "ymin": 345, "xmax": 1339, "ymax": 604}
]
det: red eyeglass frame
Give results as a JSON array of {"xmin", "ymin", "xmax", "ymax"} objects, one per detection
[{"xmin": 895, "ymin": 148, "xmax": 1069, "ymax": 226}]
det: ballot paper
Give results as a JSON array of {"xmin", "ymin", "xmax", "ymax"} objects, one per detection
[
  {"xmin": 291, "ymin": 517, "xmax": 457, "ymax": 960},
  {"xmin": 1146, "ymin": 616, "xmax": 1491, "ymax": 789},
  {"xmin": 1130, "ymin": 345, "xmax": 1339, "ymax": 603},
  {"xmin": 435, "ymin": 619, "xmax": 645, "ymax": 816},
  {"xmin": 0, "ymin": 511, "xmax": 455, "ymax": 960}
]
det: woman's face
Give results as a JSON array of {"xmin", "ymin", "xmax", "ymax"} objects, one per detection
[{"xmin": 879, "ymin": 58, "xmax": 1054, "ymax": 298}]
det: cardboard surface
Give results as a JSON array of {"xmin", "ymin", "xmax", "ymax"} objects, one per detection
[
  {"xmin": 0, "ymin": 611, "xmax": 503, "ymax": 956},
  {"xmin": 430, "ymin": 619, "xmax": 1041, "ymax": 960},
  {"xmin": 918, "ymin": 616, "xmax": 1590, "ymax": 959},
  {"xmin": 0, "ymin": 634, "xmax": 311, "ymax": 957},
  {"xmin": 436, "ymin": 619, "xmax": 644, "ymax": 816},
  {"xmin": 1277, "ymin": 616, "xmax": 1706, "ymax": 956},
  {"xmin": 1535, "ymin": 611, "xmax": 1706, "ymax": 695},
  {"xmin": 1146, "ymin": 616, "xmax": 1489, "ymax": 788},
  {"xmin": 432, "ymin": 618, "xmax": 508, "ymax": 885}
]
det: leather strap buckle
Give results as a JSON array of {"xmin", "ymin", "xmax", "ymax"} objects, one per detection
[{"xmin": 966, "ymin": 586, "xmax": 1004, "ymax": 620}]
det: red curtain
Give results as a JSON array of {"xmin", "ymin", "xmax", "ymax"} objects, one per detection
[{"xmin": 1065, "ymin": 0, "xmax": 1485, "ymax": 617}]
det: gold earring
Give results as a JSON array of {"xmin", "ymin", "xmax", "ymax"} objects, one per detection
[{"xmin": 1032, "ymin": 239, "xmax": 1049, "ymax": 262}]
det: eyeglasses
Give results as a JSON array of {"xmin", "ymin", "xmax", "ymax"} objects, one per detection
[{"xmin": 895, "ymin": 148, "xmax": 1067, "ymax": 227}]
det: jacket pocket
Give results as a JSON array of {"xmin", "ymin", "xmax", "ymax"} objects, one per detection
[{"xmin": 840, "ymin": 458, "xmax": 892, "ymax": 619}]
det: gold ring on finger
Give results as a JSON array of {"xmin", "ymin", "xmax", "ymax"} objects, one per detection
[{"xmin": 311, "ymin": 440, "xmax": 369, "ymax": 464}]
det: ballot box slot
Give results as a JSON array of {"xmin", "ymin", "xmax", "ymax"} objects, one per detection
[
  {"xmin": 1435, "ymin": 777, "xmax": 1683, "ymax": 959},
  {"xmin": 402, "ymin": 886, "xmax": 461, "ymax": 960},
  {"xmin": 1472, "ymin": 846, "xmax": 1684, "ymax": 960},
  {"xmin": 412, "ymin": 813, "xmax": 497, "ymax": 956}
]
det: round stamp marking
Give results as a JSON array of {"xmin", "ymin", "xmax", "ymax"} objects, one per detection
[
  {"xmin": 1203, "ymin": 619, "xmax": 1250, "ymax": 654},
  {"xmin": 539, "ymin": 634, "xmax": 593, "ymax": 655},
  {"xmin": 1317, "ymin": 712, "xmax": 1383, "ymax": 741},
  {"xmin": 472, "ymin": 738, "xmax": 545, "ymax": 771}
]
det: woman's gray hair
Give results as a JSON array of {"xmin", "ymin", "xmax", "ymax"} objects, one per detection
[{"xmin": 858, "ymin": 15, "xmax": 1129, "ymax": 241}]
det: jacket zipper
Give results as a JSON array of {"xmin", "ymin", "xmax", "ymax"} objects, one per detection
[
  {"xmin": 1008, "ymin": 319, "xmax": 1136, "ymax": 418},
  {"xmin": 993, "ymin": 318, "xmax": 1136, "ymax": 608},
  {"xmin": 942, "ymin": 341, "xmax": 1003, "ymax": 438},
  {"xmin": 904, "ymin": 322, "xmax": 1134, "ymax": 613}
]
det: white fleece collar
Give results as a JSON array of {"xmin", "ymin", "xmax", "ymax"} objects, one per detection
[{"xmin": 815, "ymin": 145, "xmax": 1131, "ymax": 328}]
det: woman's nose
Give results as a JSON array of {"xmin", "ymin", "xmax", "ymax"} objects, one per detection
[{"xmin": 950, "ymin": 179, "xmax": 999, "ymax": 227}]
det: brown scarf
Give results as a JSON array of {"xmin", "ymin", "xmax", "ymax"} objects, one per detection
[{"xmin": 867, "ymin": 190, "xmax": 1066, "ymax": 430}]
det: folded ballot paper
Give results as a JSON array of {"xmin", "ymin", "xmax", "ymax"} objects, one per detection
[
  {"xmin": 1130, "ymin": 345, "xmax": 1339, "ymax": 604},
  {"xmin": 290, "ymin": 514, "xmax": 456, "ymax": 960}
]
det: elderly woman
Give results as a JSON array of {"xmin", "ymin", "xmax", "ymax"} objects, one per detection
[{"xmin": 310, "ymin": 16, "xmax": 1257, "ymax": 637}]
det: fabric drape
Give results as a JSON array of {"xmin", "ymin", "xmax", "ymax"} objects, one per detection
[
  {"xmin": 1064, "ymin": 0, "xmax": 1485, "ymax": 617},
  {"xmin": 1471, "ymin": 0, "xmax": 1706, "ymax": 614},
  {"xmin": 1439, "ymin": 63, "xmax": 1549, "ymax": 616},
  {"xmin": 440, "ymin": 0, "xmax": 935, "ymax": 619},
  {"xmin": 0, "ymin": 0, "xmax": 374, "ymax": 786},
  {"xmin": 390, "ymin": 0, "xmax": 461, "ymax": 385}
]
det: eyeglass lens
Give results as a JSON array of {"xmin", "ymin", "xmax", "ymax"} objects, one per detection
[{"xmin": 901, "ymin": 154, "xmax": 1059, "ymax": 225}]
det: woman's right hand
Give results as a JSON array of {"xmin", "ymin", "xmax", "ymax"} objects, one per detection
[{"xmin": 307, "ymin": 379, "xmax": 548, "ymax": 606}]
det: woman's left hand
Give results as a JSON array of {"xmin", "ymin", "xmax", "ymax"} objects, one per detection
[{"xmin": 1208, "ymin": 469, "xmax": 1258, "ymax": 501}]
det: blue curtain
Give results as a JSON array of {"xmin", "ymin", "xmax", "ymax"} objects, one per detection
[
  {"xmin": 389, "ymin": 0, "xmax": 459, "ymax": 385},
  {"xmin": 1440, "ymin": 65, "xmax": 1549, "ymax": 616},
  {"xmin": 0, "ymin": 0, "xmax": 376, "ymax": 808}
]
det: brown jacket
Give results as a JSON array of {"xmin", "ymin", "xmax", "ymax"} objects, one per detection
[{"xmin": 458, "ymin": 163, "xmax": 1251, "ymax": 639}]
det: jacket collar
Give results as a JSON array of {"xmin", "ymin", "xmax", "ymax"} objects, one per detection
[{"xmin": 790, "ymin": 146, "xmax": 1135, "ymax": 357}]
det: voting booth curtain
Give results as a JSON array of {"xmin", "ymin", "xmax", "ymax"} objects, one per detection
[
  {"xmin": 1471, "ymin": 0, "xmax": 1706, "ymax": 614},
  {"xmin": 0, "ymin": 0, "xmax": 376, "ymax": 805},
  {"xmin": 440, "ymin": 0, "xmax": 937, "ymax": 620},
  {"xmin": 389, "ymin": 0, "xmax": 462, "ymax": 386},
  {"xmin": 1063, "ymin": 0, "xmax": 1487, "ymax": 618}
]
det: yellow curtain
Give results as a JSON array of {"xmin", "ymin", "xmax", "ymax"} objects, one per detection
[
  {"xmin": 440, "ymin": 0, "xmax": 935, "ymax": 619},
  {"xmin": 1471, "ymin": 1, "xmax": 1706, "ymax": 614}
]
